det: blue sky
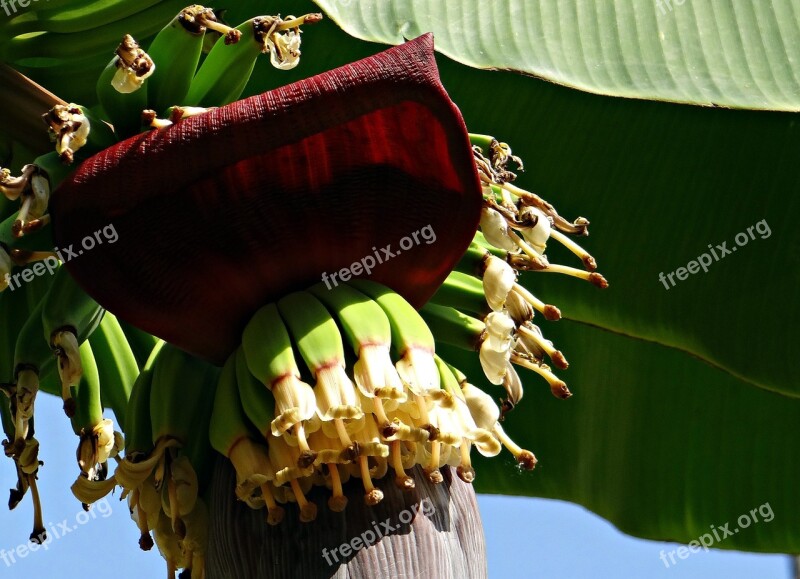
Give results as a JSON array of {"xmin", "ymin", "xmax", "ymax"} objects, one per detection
[{"xmin": 0, "ymin": 394, "xmax": 791, "ymax": 578}]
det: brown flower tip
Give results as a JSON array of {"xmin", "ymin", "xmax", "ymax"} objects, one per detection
[
  {"xmin": 395, "ymin": 475, "xmax": 416, "ymax": 491},
  {"xmin": 517, "ymin": 450, "xmax": 538, "ymax": 471},
  {"xmin": 139, "ymin": 532, "xmax": 154, "ymax": 551},
  {"xmin": 550, "ymin": 381, "xmax": 572, "ymax": 400},
  {"xmin": 364, "ymin": 489, "xmax": 384, "ymax": 506},
  {"xmin": 327, "ymin": 496, "xmax": 348, "ymax": 513},
  {"xmin": 543, "ymin": 305, "xmax": 562, "ymax": 321},
  {"xmin": 457, "ymin": 465, "xmax": 476, "ymax": 484},
  {"xmin": 297, "ymin": 450, "xmax": 317, "ymax": 469},
  {"xmin": 267, "ymin": 506, "xmax": 286, "ymax": 525},
  {"xmin": 551, "ymin": 351, "xmax": 569, "ymax": 370},
  {"xmin": 589, "ymin": 273, "xmax": 609, "ymax": 289},
  {"xmin": 299, "ymin": 503, "xmax": 318, "ymax": 523},
  {"xmin": 425, "ymin": 468, "xmax": 444, "ymax": 485}
]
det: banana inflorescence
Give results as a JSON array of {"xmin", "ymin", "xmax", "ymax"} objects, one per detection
[{"xmin": 1, "ymin": 5, "xmax": 608, "ymax": 578}]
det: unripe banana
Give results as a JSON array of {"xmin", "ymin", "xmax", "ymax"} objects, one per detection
[
  {"xmin": 241, "ymin": 303, "xmax": 317, "ymax": 439},
  {"xmin": 185, "ymin": 13, "xmax": 321, "ymax": 107},
  {"xmin": 96, "ymin": 35, "xmax": 154, "ymax": 139},
  {"xmin": 41, "ymin": 265, "xmax": 104, "ymax": 415},
  {"xmin": 146, "ymin": 5, "xmax": 221, "ymax": 115},
  {"xmin": 309, "ymin": 282, "xmax": 407, "ymax": 427},
  {"xmin": 88, "ymin": 312, "xmax": 139, "ymax": 431},
  {"xmin": 123, "ymin": 340, "xmax": 163, "ymax": 460},
  {"xmin": 430, "ymin": 270, "xmax": 492, "ymax": 318},
  {"xmin": 276, "ymin": 291, "xmax": 363, "ymax": 425},
  {"xmin": 210, "ymin": 351, "xmax": 285, "ymax": 521}
]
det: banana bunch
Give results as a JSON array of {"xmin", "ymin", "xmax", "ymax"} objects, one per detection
[{"xmin": 74, "ymin": 342, "xmax": 218, "ymax": 578}]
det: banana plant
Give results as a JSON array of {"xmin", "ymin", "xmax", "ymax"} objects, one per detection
[{"xmin": 1, "ymin": 0, "xmax": 798, "ymax": 577}]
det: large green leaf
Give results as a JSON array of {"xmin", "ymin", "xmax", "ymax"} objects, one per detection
[
  {"xmin": 314, "ymin": 0, "xmax": 800, "ymax": 111},
  {"xmin": 440, "ymin": 322, "xmax": 800, "ymax": 553}
]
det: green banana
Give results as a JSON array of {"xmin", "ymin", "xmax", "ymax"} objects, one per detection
[
  {"xmin": 419, "ymin": 302, "xmax": 485, "ymax": 352},
  {"xmin": 240, "ymin": 301, "xmax": 320, "ymax": 473},
  {"xmin": 71, "ymin": 339, "xmax": 122, "ymax": 483},
  {"xmin": 148, "ymin": 343, "xmax": 219, "ymax": 486},
  {"xmin": 276, "ymin": 291, "xmax": 362, "ymax": 424},
  {"xmin": 185, "ymin": 13, "xmax": 321, "ymax": 107},
  {"xmin": 117, "ymin": 319, "xmax": 161, "ymax": 369},
  {"xmin": 429, "ymin": 270, "xmax": 491, "ymax": 318},
  {"xmin": 41, "ymin": 264, "xmax": 104, "ymax": 414},
  {"xmin": 12, "ymin": 295, "xmax": 53, "ymax": 443},
  {"xmin": 145, "ymin": 5, "xmax": 213, "ymax": 115},
  {"xmin": 348, "ymin": 279, "xmax": 440, "ymax": 398},
  {"xmin": 123, "ymin": 340, "xmax": 163, "ymax": 460},
  {"xmin": 96, "ymin": 35, "xmax": 153, "ymax": 139},
  {"xmin": 88, "ymin": 312, "xmax": 139, "ymax": 432},
  {"xmin": 309, "ymin": 281, "xmax": 407, "ymax": 424},
  {"xmin": 1, "ymin": 0, "xmax": 188, "ymax": 63},
  {"xmin": 209, "ymin": 350, "xmax": 285, "ymax": 522},
  {"xmin": 183, "ymin": 17, "xmax": 263, "ymax": 107},
  {"xmin": 149, "ymin": 343, "xmax": 216, "ymax": 445},
  {"xmin": 235, "ymin": 329, "xmax": 279, "ymax": 440},
  {"xmin": 2, "ymin": 0, "xmax": 166, "ymax": 36}
]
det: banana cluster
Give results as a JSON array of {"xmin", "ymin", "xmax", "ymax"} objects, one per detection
[{"xmin": 74, "ymin": 342, "xmax": 218, "ymax": 578}]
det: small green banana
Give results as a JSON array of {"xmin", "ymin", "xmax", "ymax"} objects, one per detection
[
  {"xmin": 146, "ymin": 5, "xmax": 220, "ymax": 115},
  {"xmin": 96, "ymin": 35, "xmax": 154, "ymax": 139},
  {"xmin": 209, "ymin": 350, "xmax": 285, "ymax": 523},
  {"xmin": 41, "ymin": 265, "xmax": 104, "ymax": 414},
  {"xmin": 88, "ymin": 312, "xmax": 139, "ymax": 432}
]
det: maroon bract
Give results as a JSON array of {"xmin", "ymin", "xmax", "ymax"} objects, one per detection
[{"xmin": 51, "ymin": 34, "xmax": 482, "ymax": 364}]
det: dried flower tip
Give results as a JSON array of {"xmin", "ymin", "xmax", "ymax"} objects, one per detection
[
  {"xmin": 12, "ymin": 170, "xmax": 50, "ymax": 238},
  {"xmin": 77, "ymin": 419, "xmax": 118, "ymax": 479},
  {"xmin": 537, "ymin": 262, "xmax": 608, "ymax": 288},
  {"xmin": 0, "ymin": 164, "xmax": 35, "ymax": 201},
  {"xmin": 494, "ymin": 423, "xmax": 537, "ymax": 470},
  {"xmin": 389, "ymin": 441, "xmax": 415, "ymax": 491},
  {"xmin": 517, "ymin": 322, "xmax": 568, "ymax": 369},
  {"xmin": 189, "ymin": 6, "xmax": 242, "ymax": 43},
  {"xmin": 259, "ymin": 484, "xmax": 286, "ymax": 525},
  {"xmin": 142, "ymin": 110, "xmax": 172, "ymax": 130},
  {"xmin": 424, "ymin": 441, "xmax": 444, "ymax": 484},
  {"xmin": 42, "ymin": 104, "xmax": 90, "ymax": 164},
  {"xmin": 503, "ymin": 183, "xmax": 590, "ymax": 236},
  {"xmin": 289, "ymin": 479, "xmax": 317, "ymax": 522},
  {"xmin": 326, "ymin": 463, "xmax": 348, "ymax": 511},
  {"xmin": 456, "ymin": 441, "xmax": 476, "ymax": 483},
  {"xmin": 254, "ymin": 14, "xmax": 321, "ymax": 71},
  {"xmin": 52, "ymin": 330, "xmax": 81, "ymax": 408},
  {"xmin": 13, "ymin": 367, "xmax": 39, "ymax": 442},
  {"xmin": 550, "ymin": 229, "xmax": 597, "ymax": 271},
  {"xmin": 511, "ymin": 354, "xmax": 572, "ymax": 399},
  {"xmin": 112, "ymin": 35, "xmax": 155, "ymax": 93},
  {"xmin": 28, "ymin": 474, "xmax": 46, "ymax": 544}
]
